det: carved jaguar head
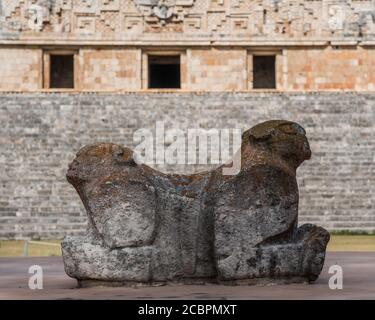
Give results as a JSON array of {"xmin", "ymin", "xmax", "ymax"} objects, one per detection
[
  {"xmin": 243, "ymin": 120, "xmax": 311, "ymax": 169},
  {"xmin": 66, "ymin": 143, "xmax": 135, "ymax": 185}
]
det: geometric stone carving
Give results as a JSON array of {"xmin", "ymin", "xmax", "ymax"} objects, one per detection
[
  {"xmin": 209, "ymin": 0, "xmax": 225, "ymax": 11},
  {"xmin": 61, "ymin": 120, "xmax": 330, "ymax": 286},
  {"xmin": 100, "ymin": 0, "xmax": 120, "ymax": 11},
  {"xmin": 124, "ymin": 14, "xmax": 143, "ymax": 32},
  {"xmin": 231, "ymin": 16, "xmax": 248, "ymax": 32},
  {"xmin": 73, "ymin": 0, "xmax": 98, "ymax": 14},
  {"xmin": 0, "ymin": 0, "xmax": 374, "ymax": 39},
  {"xmin": 183, "ymin": 15, "xmax": 201, "ymax": 32},
  {"xmin": 76, "ymin": 15, "xmax": 95, "ymax": 33},
  {"xmin": 1, "ymin": 0, "xmax": 374, "ymax": 42},
  {"xmin": 208, "ymin": 12, "xmax": 228, "ymax": 32},
  {"xmin": 97, "ymin": 12, "xmax": 119, "ymax": 32}
]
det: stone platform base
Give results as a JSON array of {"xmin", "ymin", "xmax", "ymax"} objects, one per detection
[{"xmin": 77, "ymin": 276, "xmax": 311, "ymax": 288}]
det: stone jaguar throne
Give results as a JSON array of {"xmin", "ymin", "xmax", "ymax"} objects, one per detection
[{"xmin": 61, "ymin": 120, "xmax": 330, "ymax": 287}]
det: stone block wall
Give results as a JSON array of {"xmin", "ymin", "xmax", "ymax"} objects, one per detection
[
  {"xmin": 287, "ymin": 46, "xmax": 375, "ymax": 91},
  {"xmin": 0, "ymin": 92, "xmax": 374, "ymax": 239},
  {"xmin": 0, "ymin": 48, "xmax": 41, "ymax": 91},
  {"xmin": 1, "ymin": 47, "xmax": 375, "ymax": 91},
  {"xmin": 80, "ymin": 49, "xmax": 141, "ymax": 90},
  {"xmin": 188, "ymin": 48, "xmax": 247, "ymax": 91}
]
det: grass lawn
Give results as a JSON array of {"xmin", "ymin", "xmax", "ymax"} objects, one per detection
[
  {"xmin": 326, "ymin": 235, "xmax": 375, "ymax": 252},
  {"xmin": 0, "ymin": 235, "xmax": 374, "ymax": 257},
  {"xmin": 0, "ymin": 240, "xmax": 61, "ymax": 257}
]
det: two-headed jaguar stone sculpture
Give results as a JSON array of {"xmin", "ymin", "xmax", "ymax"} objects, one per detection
[{"xmin": 62, "ymin": 120, "xmax": 330, "ymax": 286}]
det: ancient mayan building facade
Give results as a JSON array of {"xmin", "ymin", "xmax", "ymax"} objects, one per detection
[
  {"xmin": 1, "ymin": 1, "xmax": 375, "ymax": 238},
  {"xmin": 1, "ymin": 0, "xmax": 375, "ymax": 91}
]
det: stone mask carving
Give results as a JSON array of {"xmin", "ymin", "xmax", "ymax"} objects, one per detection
[
  {"xmin": 133, "ymin": 0, "xmax": 194, "ymax": 22},
  {"xmin": 134, "ymin": 0, "xmax": 175, "ymax": 20},
  {"xmin": 153, "ymin": 1, "xmax": 174, "ymax": 20}
]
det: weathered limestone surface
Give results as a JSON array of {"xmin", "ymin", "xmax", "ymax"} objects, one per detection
[{"xmin": 61, "ymin": 120, "xmax": 330, "ymax": 285}]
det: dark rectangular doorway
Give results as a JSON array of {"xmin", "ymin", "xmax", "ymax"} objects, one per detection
[
  {"xmin": 253, "ymin": 55, "xmax": 276, "ymax": 89},
  {"xmin": 49, "ymin": 54, "xmax": 74, "ymax": 89},
  {"xmin": 148, "ymin": 55, "xmax": 181, "ymax": 89}
]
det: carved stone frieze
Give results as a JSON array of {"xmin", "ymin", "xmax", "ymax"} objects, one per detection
[{"xmin": 0, "ymin": 0, "xmax": 374, "ymax": 40}]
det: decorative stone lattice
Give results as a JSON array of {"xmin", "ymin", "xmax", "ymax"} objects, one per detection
[
  {"xmin": 0, "ymin": 0, "xmax": 375, "ymax": 39},
  {"xmin": 61, "ymin": 120, "xmax": 330, "ymax": 286}
]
